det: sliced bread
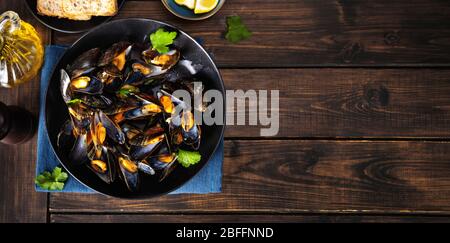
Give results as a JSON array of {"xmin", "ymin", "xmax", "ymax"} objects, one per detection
[
  {"xmin": 62, "ymin": 0, "xmax": 92, "ymax": 20},
  {"xmin": 90, "ymin": 0, "xmax": 118, "ymax": 16},
  {"xmin": 37, "ymin": 0, "xmax": 65, "ymax": 18},
  {"xmin": 37, "ymin": 0, "xmax": 118, "ymax": 21}
]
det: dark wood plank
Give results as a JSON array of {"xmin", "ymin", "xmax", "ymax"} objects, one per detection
[
  {"xmin": 0, "ymin": 1, "xmax": 50, "ymax": 222},
  {"xmin": 223, "ymin": 68, "xmax": 450, "ymax": 138},
  {"xmin": 50, "ymin": 214, "xmax": 450, "ymax": 223},
  {"xmin": 53, "ymin": 0, "xmax": 450, "ymax": 67},
  {"xmin": 51, "ymin": 140, "xmax": 450, "ymax": 214}
]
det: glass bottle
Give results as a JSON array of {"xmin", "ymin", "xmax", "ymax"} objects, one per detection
[
  {"xmin": 0, "ymin": 102, "xmax": 36, "ymax": 145},
  {"xmin": 0, "ymin": 11, "xmax": 44, "ymax": 88}
]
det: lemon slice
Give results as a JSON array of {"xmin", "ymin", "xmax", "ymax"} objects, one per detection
[
  {"xmin": 175, "ymin": 0, "xmax": 196, "ymax": 10},
  {"xmin": 194, "ymin": 0, "xmax": 219, "ymax": 14}
]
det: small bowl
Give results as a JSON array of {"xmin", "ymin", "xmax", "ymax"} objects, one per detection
[{"xmin": 161, "ymin": 0, "xmax": 225, "ymax": 20}]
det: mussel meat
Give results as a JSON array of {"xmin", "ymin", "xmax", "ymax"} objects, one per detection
[
  {"xmin": 88, "ymin": 146, "xmax": 116, "ymax": 184},
  {"xmin": 98, "ymin": 111, "xmax": 126, "ymax": 144},
  {"xmin": 118, "ymin": 155, "xmax": 139, "ymax": 191},
  {"xmin": 71, "ymin": 76, "xmax": 104, "ymax": 95}
]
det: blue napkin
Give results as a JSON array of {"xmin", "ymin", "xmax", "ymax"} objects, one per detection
[{"xmin": 35, "ymin": 45, "xmax": 223, "ymax": 194}]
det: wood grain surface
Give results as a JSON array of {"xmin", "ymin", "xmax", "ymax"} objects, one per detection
[
  {"xmin": 53, "ymin": 0, "xmax": 450, "ymax": 67},
  {"xmin": 50, "ymin": 214, "xmax": 450, "ymax": 223},
  {"xmin": 0, "ymin": 0, "xmax": 50, "ymax": 223},
  {"xmin": 223, "ymin": 68, "xmax": 450, "ymax": 138},
  {"xmin": 50, "ymin": 140, "xmax": 450, "ymax": 214}
]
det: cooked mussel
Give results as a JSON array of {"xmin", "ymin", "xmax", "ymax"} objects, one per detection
[
  {"xmin": 137, "ymin": 160, "xmax": 155, "ymax": 176},
  {"xmin": 57, "ymin": 119, "xmax": 75, "ymax": 149},
  {"xmin": 68, "ymin": 48, "xmax": 100, "ymax": 79},
  {"xmin": 71, "ymin": 76, "xmax": 104, "ymax": 95},
  {"xmin": 60, "ymin": 69, "xmax": 72, "ymax": 103},
  {"xmin": 68, "ymin": 103, "xmax": 92, "ymax": 134},
  {"xmin": 129, "ymin": 128, "xmax": 165, "ymax": 161},
  {"xmin": 69, "ymin": 132, "xmax": 92, "ymax": 166},
  {"xmin": 149, "ymin": 143, "xmax": 177, "ymax": 182},
  {"xmin": 124, "ymin": 103, "xmax": 162, "ymax": 120},
  {"xmin": 79, "ymin": 94, "xmax": 113, "ymax": 109},
  {"xmin": 117, "ymin": 155, "xmax": 139, "ymax": 191},
  {"xmin": 89, "ymin": 112, "xmax": 107, "ymax": 160},
  {"xmin": 121, "ymin": 123, "xmax": 141, "ymax": 141},
  {"xmin": 97, "ymin": 111, "xmax": 126, "ymax": 144},
  {"xmin": 98, "ymin": 42, "xmax": 132, "ymax": 70},
  {"xmin": 181, "ymin": 111, "xmax": 201, "ymax": 149},
  {"xmin": 88, "ymin": 146, "xmax": 116, "ymax": 184}
]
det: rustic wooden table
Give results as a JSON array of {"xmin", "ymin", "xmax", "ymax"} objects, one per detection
[{"xmin": 3, "ymin": 0, "xmax": 450, "ymax": 223}]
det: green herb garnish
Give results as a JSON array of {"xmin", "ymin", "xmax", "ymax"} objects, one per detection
[
  {"xmin": 177, "ymin": 149, "xmax": 202, "ymax": 168},
  {"xmin": 225, "ymin": 16, "xmax": 252, "ymax": 43},
  {"xmin": 67, "ymin": 98, "xmax": 83, "ymax": 106},
  {"xmin": 35, "ymin": 167, "xmax": 68, "ymax": 191},
  {"xmin": 150, "ymin": 28, "xmax": 178, "ymax": 54},
  {"xmin": 117, "ymin": 85, "xmax": 139, "ymax": 97}
]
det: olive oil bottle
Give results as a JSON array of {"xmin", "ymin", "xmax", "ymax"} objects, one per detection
[{"xmin": 0, "ymin": 11, "xmax": 44, "ymax": 88}]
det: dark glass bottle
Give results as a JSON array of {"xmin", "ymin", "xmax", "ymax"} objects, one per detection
[{"xmin": 0, "ymin": 102, "xmax": 36, "ymax": 144}]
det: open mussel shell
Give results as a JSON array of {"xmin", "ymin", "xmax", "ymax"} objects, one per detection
[
  {"xmin": 60, "ymin": 69, "xmax": 72, "ymax": 103},
  {"xmin": 78, "ymin": 94, "xmax": 113, "ymax": 109},
  {"xmin": 124, "ymin": 103, "xmax": 162, "ymax": 120},
  {"xmin": 71, "ymin": 76, "xmax": 104, "ymax": 95},
  {"xmin": 68, "ymin": 48, "xmax": 100, "ymax": 79},
  {"xmin": 57, "ymin": 119, "xmax": 75, "ymax": 149},
  {"xmin": 97, "ymin": 111, "xmax": 126, "ymax": 144},
  {"xmin": 117, "ymin": 155, "xmax": 139, "ymax": 192},
  {"xmin": 98, "ymin": 42, "xmax": 132, "ymax": 70},
  {"xmin": 87, "ymin": 146, "xmax": 116, "ymax": 184},
  {"xmin": 181, "ymin": 111, "xmax": 202, "ymax": 150},
  {"xmin": 137, "ymin": 161, "xmax": 155, "ymax": 176},
  {"xmin": 121, "ymin": 123, "xmax": 142, "ymax": 141},
  {"xmin": 68, "ymin": 103, "xmax": 92, "ymax": 134},
  {"xmin": 128, "ymin": 125, "xmax": 165, "ymax": 160},
  {"xmin": 149, "ymin": 152, "xmax": 177, "ymax": 182},
  {"xmin": 69, "ymin": 132, "xmax": 92, "ymax": 166}
]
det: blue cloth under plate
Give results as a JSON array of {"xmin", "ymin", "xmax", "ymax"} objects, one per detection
[{"xmin": 35, "ymin": 45, "xmax": 223, "ymax": 194}]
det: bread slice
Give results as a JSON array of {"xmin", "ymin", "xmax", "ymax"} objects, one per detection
[
  {"xmin": 37, "ymin": 0, "xmax": 65, "ymax": 18},
  {"xmin": 62, "ymin": 0, "xmax": 92, "ymax": 21},
  {"xmin": 90, "ymin": 0, "xmax": 118, "ymax": 16},
  {"xmin": 37, "ymin": 0, "xmax": 118, "ymax": 21}
]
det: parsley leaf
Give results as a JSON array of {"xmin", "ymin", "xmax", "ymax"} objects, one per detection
[
  {"xmin": 177, "ymin": 149, "xmax": 202, "ymax": 168},
  {"xmin": 67, "ymin": 98, "xmax": 82, "ymax": 106},
  {"xmin": 116, "ymin": 85, "xmax": 139, "ymax": 97},
  {"xmin": 150, "ymin": 28, "xmax": 178, "ymax": 54},
  {"xmin": 35, "ymin": 167, "xmax": 68, "ymax": 191},
  {"xmin": 225, "ymin": 16, "xmax": 252, "ymax": 43}
]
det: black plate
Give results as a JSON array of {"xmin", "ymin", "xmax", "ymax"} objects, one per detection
[
  {"xmin": 45, "ymin": 19, "xmax": 225, "ymax": 198},
  {"xmin": 25, "ymin": 0, "xmax": 125, "ymax": 33}
]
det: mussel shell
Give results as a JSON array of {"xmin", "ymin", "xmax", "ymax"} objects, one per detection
[
  {"xmin": 121, "ymin": 123, "xmax": 142, "ymax": 141},
  {"xmin": 79, "ymin": 94, "xmax": 113, "ymax": 109},
  {"xmin": 68, "ymin": 103, "xmax": 92, "ymax": 133},
  {"xmin": 57, "ymin": 120, "xmax": 75, "ymax": 149},
  {"xmin": 98, "ymin": 42, "xmax": 132, "ymax": 67},
  {"xmin": 123, "ymin": 103, "xmax": 162, "ymax": 120},
  {"xmin": 87, "ymin": 146, "xmax": 116, "ymax": 184},
  {"xmin": 149, "ymin": 153, "xmax": 177, "ymax": 182},
  {"xmin": 129, "ymin": 134, "xmax": 165, "ymax": 161},
  {"xmin": 118, "ymin": 155, "xmax": 139, "ymax": 192},
  {"xmin": 69, "ymin": 48, "xmax": 100, "ymax": 79},
  {"xmin": 98, "ymin": 111, "xmax": 126, "ymax": 144},
  {"xmin": 69, "ymin": 132, "xmax": 92, "ymax": 166},
  {"xmin": 71, "ymin": 76, "xmax": 104, "ymax": 95},
  {"xmin": 60, "ymin": 69, "xmax": 72, "ymax": 103},
  {"xmin": 137, "ymin": 161, "xmax": 155, "ymax": 176}
]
